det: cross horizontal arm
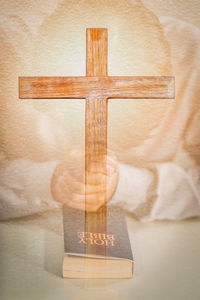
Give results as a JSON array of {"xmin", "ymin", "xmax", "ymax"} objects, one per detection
[{"xmin": 19, "ymin": 76, "xmax": 174, "ymax": 99}]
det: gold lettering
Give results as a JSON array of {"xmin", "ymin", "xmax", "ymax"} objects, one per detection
[
  {"xmin": 77, "ymin": 232, "xmax": 85, "ymax": 238},
  {"xmin": 77, "ymin": 232, "xmax": 115, "ymax": 246},
  {"xmin": 93, "ymin": 233, "xmax": 98, "ymax": 239},
  {"xmin": 78, "ymin": 238, "xmax": 87, "ymax": 244},
  {"xmin": 101, "ymin": 233, "xmax": 106, "ymax": 240},
  {"xmin": 110, "ymin": 240, "xmax": 114, "ymax": 246},
  {"xmin": 94, "ymin": 239, "xmax": 104, "ymax": 246},
  {"xmin": 107, "ymin": 234, "xmax": 115, "ymax": 240},
  {"xmin": 86, "ymin": 238, "xmax": 94, "ymax": 245}
]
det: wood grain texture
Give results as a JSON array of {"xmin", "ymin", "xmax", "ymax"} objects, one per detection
[
  {"xmin": 85, "ymin": 29, "xmax": 108, "ymax": 257},
  {"xmin": 19, "ymin": 76, "xmax": 174, "ymax": 99},
  {"xmin": 86, "ymin": 28, "xmax": 108, "ymax": 77}
]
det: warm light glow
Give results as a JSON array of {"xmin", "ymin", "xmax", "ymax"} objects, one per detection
[
  {"xmin": 30, "ymin": 0, "xmax": 173, "ymax": 161},
  {"xmin": 1, "ymin": 0, "xmax": 174, "ymax": 162}
]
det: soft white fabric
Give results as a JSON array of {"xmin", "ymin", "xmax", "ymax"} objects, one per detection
[
  {"xmin": 0, "ymin": 11, "xmax": 200, "ymax": 220},
  {"xmin": 0, "ymin": 154, "xmax": 60, "ymax": 220},
  {"xmin": 110, "ymin": 160, "xmax": 200, "ymax": 221},
  {"xmin": 111, "ymin": 17, "xmax": 200, "ymax": 220}
]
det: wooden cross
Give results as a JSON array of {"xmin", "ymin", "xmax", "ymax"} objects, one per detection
[{"xmin": 19, "ymin": 28, "xmax": 174, "ymax": 255}]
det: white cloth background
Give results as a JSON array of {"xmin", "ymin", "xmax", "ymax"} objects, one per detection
[
  {"xmin": 110, "ymin": 17, "xmax": 200, "ymax": 221},
  {"xmin": 0, "ymin": 9, "xmax": 200, "ymax": 221}
]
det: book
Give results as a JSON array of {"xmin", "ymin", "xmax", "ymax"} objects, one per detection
[{"xmin": 62, "ymin": 205, "xmax": 134, "ymax": 278}]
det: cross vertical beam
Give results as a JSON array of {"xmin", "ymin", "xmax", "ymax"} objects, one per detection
[{"xmin": 85, "ymin": 28, "xmax": 108, "ymax": 256}]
